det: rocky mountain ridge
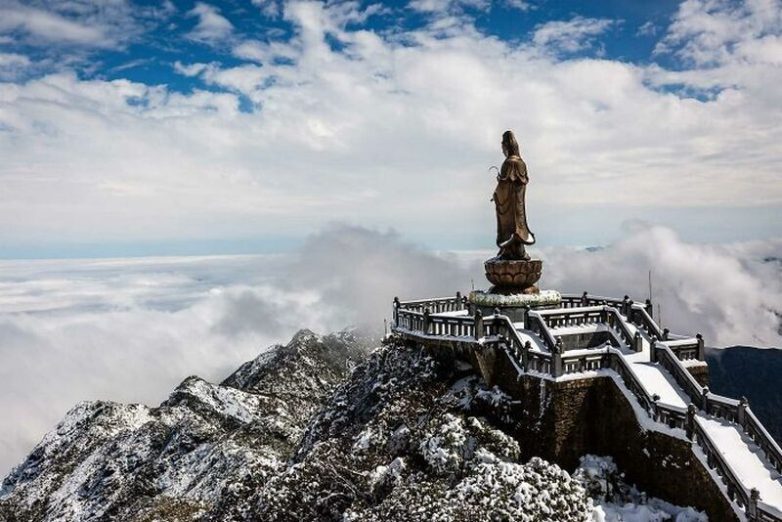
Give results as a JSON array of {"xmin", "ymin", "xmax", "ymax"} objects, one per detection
[{"xmin": 1, "ymin": 330, "xmax": 707, "ymax": 521}]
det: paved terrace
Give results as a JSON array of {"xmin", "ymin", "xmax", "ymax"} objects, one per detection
[{"xmin": 392, "ymin": 293, "xmax": 782, "ymax": 522}]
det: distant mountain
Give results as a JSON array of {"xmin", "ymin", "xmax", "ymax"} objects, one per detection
[{"xmin": 706, "ymin": 346, "xmax": 782, "ymax": 444}]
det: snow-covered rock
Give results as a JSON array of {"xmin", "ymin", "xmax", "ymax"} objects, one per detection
[{"xmin": 0, "ymin": 331, "xmax": 706, "ymax": 521}]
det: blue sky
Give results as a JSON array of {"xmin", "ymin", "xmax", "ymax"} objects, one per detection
[{"xmin": 0, "ymin": 0, "xmax": 780, "ymax": 258}]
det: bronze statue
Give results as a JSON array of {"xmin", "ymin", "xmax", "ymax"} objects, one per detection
[{"xmin": 492, "ymin": 130, "xmax": 535, "ymax": 260}]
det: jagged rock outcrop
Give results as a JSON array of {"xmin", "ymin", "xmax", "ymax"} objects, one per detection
[{"xmin": 0, "ymin": 330, "xmax": 367, "ymax": 521}]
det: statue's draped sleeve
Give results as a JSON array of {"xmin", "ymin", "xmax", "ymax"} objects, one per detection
[{"xmin": 494, "ymin": 156, "xmax": 535, "ymax": 247}]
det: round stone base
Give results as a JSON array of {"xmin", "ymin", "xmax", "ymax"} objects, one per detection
[
  {"xmin": 469, "ymin": 289, "xmax": 562, "ymax": 309},
  {"xmin": 469, "ymin": 289, "xmax": 562, "ymax": 322}
]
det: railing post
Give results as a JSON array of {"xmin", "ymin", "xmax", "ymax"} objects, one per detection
[
  {"xmin": 393, "ymin": 297, "xmax": 400, "ymax": 327},
  {"xmin": 645, "ymin": 298, "xmax": 653, "ymax": 318},
  {"xmin": 748, "ymin": 488, "xmax": 760, "ymax": 520},
  {"xmin": 696, "ymin": 333, "xmax": 705, "ymax": 361},
  {"xmin": 522, "ymin": 304, "xmax": 530, "ymax": 329},
  {"xmin": 650, "ymin": 340, "xmax": 657, "ymax": 363},
  {"xmin": 423, "ymin": 308, "xmax": 431, "ymax": 335},
  {"xmin": 455, "ymin": 291, "xmax": 462, "ymax": 311},
  {"xmin": 686, "ymin": 404, "xmax": 696, "ymax": 440},
  {"xmin": 627, "ymin": 300, "xmax": 635, "ymax": 322},
  {"xmin": 581, "ymin": 291, "xmax": 588, "ymax": 307},
  {"xmin": 663, "ymin": 328, "xmax": 669, "ymax": 341},
  {"xmin": 737, "ymin": 396, "xmax": 748, "ymax": 428},
  {"xmin": 622, "ymin": 295, "xmax": 629, "ymax": 316},
  {"xmin": 474, "ymin": 309, "xmax": 484, "ymax": 340},
  {"xmin": 552, "ymin": 337, "xmax": 563, "ymax": 377},
  {"xmin": 702, "ymin": 386, "xmax": 710, "ymax": 413},
  {"xmin": 522, "ymin": 340, "xmax": 531, "ymax": 372},
  {"xmin": 634, "ymin": 331, "xmax": 643, "ymax": 353},
  {"xmin": 600, "ymin": 306, "xmax": 608, "ymax": 324}
]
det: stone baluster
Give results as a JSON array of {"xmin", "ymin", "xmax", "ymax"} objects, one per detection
[
  {"xmin": 696, "ymin": 333, "xmax": 705, "ymax": 361},
  {"xmin": 474, "ymin": 309, "xmax": 484, "ymax": 340},
  {"xmin": 393, "ymin": 297, "xmax": 400, "ymax": 327},
  {"xmin": 737, "ymin": 396, "xmax": 748, "ymax": 428},
  {"xmin": 634, "ymin": 331, "xmax": 643, "ymax": 353},
  {"xmin": 552, "ymin": 337, "xmax": 563, "ymax": 377},
  {"xmin": 748, "ymin": 488, "xmax": 760, "ymax": 520},
  {"xmin": 702, "ymin": 386, "xmax": 710, "ymax": 413},
  {"xmin": 522, "ymin": 340, "xmax": 531, "ymax": 372},
  {"xmin": 686, "ymin": 404, "xmax": 696, "ymax": 440},
  {"xmin": 423, "ymin": 308, "xmax": 431, "ymax": 335}
]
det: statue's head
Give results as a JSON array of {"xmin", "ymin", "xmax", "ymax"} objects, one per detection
[{"xmin": 501, "ymin": 130, "xmax": 520, "ymax": 157}]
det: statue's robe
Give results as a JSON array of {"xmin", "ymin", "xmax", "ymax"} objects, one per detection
[{"xmin": 494, "ymin": 155, "xmax": 535, "ymax": 257}]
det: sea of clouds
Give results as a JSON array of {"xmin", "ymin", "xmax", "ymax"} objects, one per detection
[{"xmin": 1, "ymin": 223, "xmax": 781, "ymax": 476}]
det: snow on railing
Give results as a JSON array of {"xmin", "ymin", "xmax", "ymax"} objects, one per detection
[
  {"xmin": 560, "ymin": 292, "xmax": 628, "ymax": 311},
  {"xmin": 654, "ymin": 343, "xmax": 704, "ymax": 407},
  {"xmin": 692, "ymin": 416, "xmax": 753, "ymax": 511},
  {"xmin": 630, "ymin": 304, "xmax": 665, "ymax": 341}
]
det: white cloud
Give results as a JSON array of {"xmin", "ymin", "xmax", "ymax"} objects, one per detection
[
  {"xmin": 636, "ymin": 21, "xmax": 657, "ymax": 37},
  {"xmin": 252, "ymin": 0, "xmax": 281, "ymax": 18},
  {"xmin": 0, "ymin": 1, "xmax": 109, "ymax": 46},
  {"xmin": 656, "ymin": 0, "xmax": 782, "ymax": 66},
  {"xmin": 0, "ymin": 52, "xmax": 30, "ymax": 80},
  {"xmin": 504, "ymin": 0, "xmax": 534, "ymax": 11},
  {"xmin": 0, "ymin": 224, "xmax": 779, "ymax": 478},
  {"xmin": 186, "ymin": 2, "xmax": 234, "ymax": 43},
  {"xmin": 0, "ymin": 0, "xmax": 172, "ymax": 50},
  {"xmin": 532, "ymin": 16, "xmax": 617, "ymax": 53},
  {"xmin": 0, "ymin": 0, "xmax": 780, "ymax": 250},
  {"xmin": 409, "ymin": 0, "xmax": 491, "ymax": 13}
]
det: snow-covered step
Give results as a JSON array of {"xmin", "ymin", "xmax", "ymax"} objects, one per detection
[
  {"xmin": 628, "ymin": 362, "xmax": 689, "ymax": 409},
  {"xmin": 697, "ymin": 415, "xmax": 782, "ymax": 511}
]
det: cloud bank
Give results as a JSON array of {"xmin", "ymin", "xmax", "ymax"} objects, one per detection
[
  {"xmin": 1, "ymin": 224, "xmax": 780, "ymax": 477},
  {"xmin": 0, "ymin": 0, "xmax": 780, "ymax": 252}
]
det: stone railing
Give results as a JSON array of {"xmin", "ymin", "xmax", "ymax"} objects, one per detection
[
  {"xmin": 560, "ymin": 292, "xmax": 628, "ymax": 310},
  {"xmin": 538, "ymin": 306, "xmax": 605, "ymax": 328},
  {"xmin": 537, "ymin": 306, "xmax": 638, "ymax": 352},
  {"xmin": 654, "ymin": 344, "xmax": 782, "ymax": 521},
  {"xmin": 395, "ymin": 294, "xmax": 466, "ymax": 314},
  {"xmin": 630, "ymin": 303, "xmax": 664, "ymax": 340},
  {"xmin": 666, "ymin": 336, "xmax": 705, "ymax": 361},
  {"xmin": 524, "ymin": 311, "xmax": 558, "ymax": 352},
  {"xmin": 654, "ymin": 343, "xmax": 705, "ymax": 406}
]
